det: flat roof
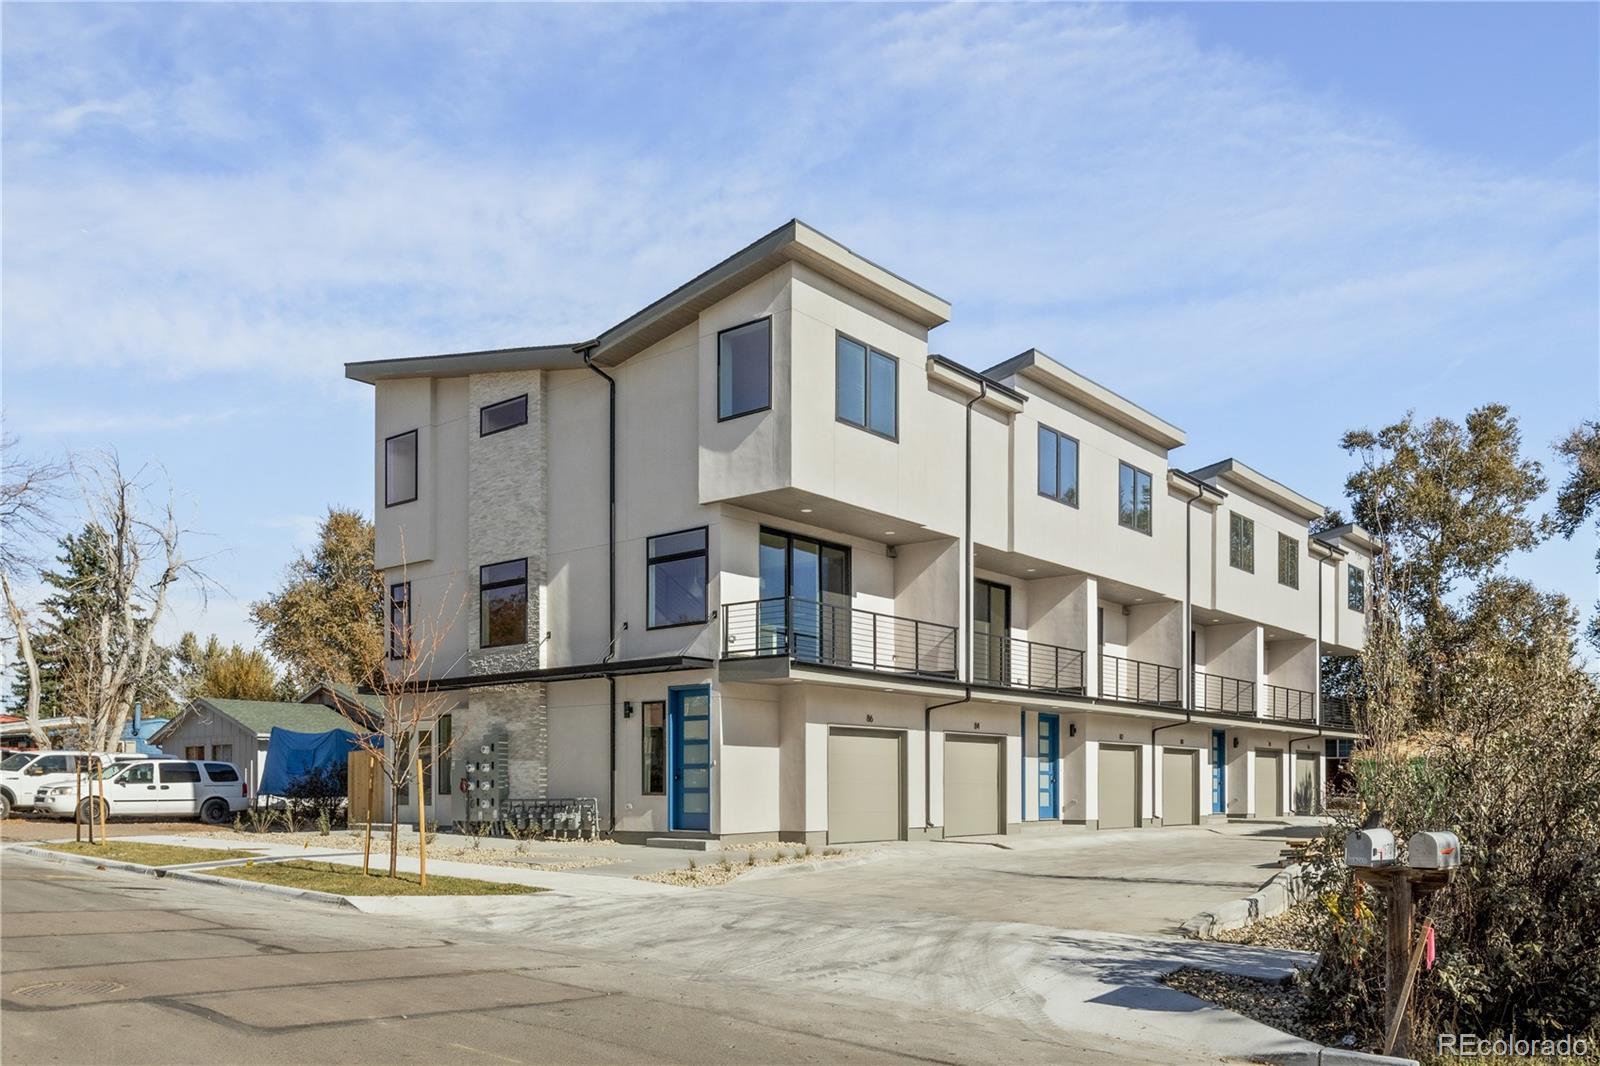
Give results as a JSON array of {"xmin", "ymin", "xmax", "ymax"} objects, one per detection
[
  {"xmin": 345, "ymin": 219, "xmax": 950, "ymax": 384},
  {"xmin": 983, "ymin": 349, "xmax": 1187, "ymax": 450},
  {"xmin": 1187, "ymin": 458, "xmax": 1324, "ymax": 522}
]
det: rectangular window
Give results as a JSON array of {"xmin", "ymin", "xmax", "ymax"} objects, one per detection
[
  {"xmin": 389, "ymin": 582, "xmax": 411, "ymax": 659},
  {"xmin": 1118, "ymin": 462, "xmax": 1153, "ymax": 534},
  {"xmin": 184, "ymin": 746, "xmax": 204, "ymax": 760},
  {"xmin": 384, "ymin": 429, "xmax": 418, "ymax": 507},
  {"xmin": 647, "ymin": 527, "xmax": 708, "ymax": 629},
  {"xmin": 211, "ymin": 744, "xmax": 233, "ymax": 763},
  {"xmin": 479, "ymin": 559, "xmax": 528, "ymax": 647},
  {"xmin": 642, "ymin": 700, "xmax": 666, "ymax": 795},
  {"xmin": 436, "ymin": 714, "xmax": 452, "ymax": 795},
  {"xmin": 717, "ymin": 318, "xmax": 771, "ymax": 420},
  {"xmin": 1278, "ymin": 534, "xmax": 1299, "ymax": 588},
  {"xmin": 834, "ymin": 334, "xmax": 897, "ymax": 439},
  {"xmin": 480, "ymin": 394, "xmax": 528, "ymax": 436},
  {"xmin": 1348, "ymin": 565, "xmax": 1366, "ymax": 611},
  {"xmin": 1036, "ymin": 426, "xmax": 1079, "ymax": 505},
  {"xmin": 1230, "ymin": 513, "xmax": 1255, "ymax": 572},
  {"xmin": 419, "ymin": 730, "xmax": 433, "ymax": 803}
]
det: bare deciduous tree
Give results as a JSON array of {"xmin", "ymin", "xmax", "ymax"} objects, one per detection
[{"xmin": 2, "ymin": 431, "xmax": 66, "ymax": 746}]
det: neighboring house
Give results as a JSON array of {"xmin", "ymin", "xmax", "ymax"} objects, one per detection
[
  {"xmin": 152, "ymin": 697, "xmax": 360, "ymax": 794},
  {"xmin": 299, "ymin": 681, "xmax": 385, "ymax": 729},
  {"xmin": 345, "ymin": 219, "xmax": 1372, "ymax": 844},
  {"xmin": 116, "ymin": 705, "xmax": 167, "ymax": 755}
]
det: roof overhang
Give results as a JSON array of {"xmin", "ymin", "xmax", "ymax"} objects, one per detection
[
  {"xmin": 345, "ymin": 343, "xmax": 585, "ymax": 385},
  {"xmin": 1168, "ymin": 468, "xmax": 1226, "ymax": 507},
  {"xmin": 1188, "ymin": 459, "xmax": 1324, "ymax": 522},
  {"xmin": 1315, "ymin": 522, "xmax": 1376, "ymax": 553},
  {"xmin": 925, "ymin": 355, "xmax": 1026, "ymax": 415},
  {"xmin": 982, "ymin": 349, "xmax": 1186, "ymax": 450}
]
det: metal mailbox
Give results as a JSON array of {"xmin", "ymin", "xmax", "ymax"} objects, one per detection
[
  {"xmin": 1407, "ymin": 830, "xmax": 1460, "ymax": 869},
  {"xmin": 1345, "ymin": 828, "xmax": 1397, "ymax": 868}
]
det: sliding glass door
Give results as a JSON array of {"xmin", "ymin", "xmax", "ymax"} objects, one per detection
[
  {"xmin": 973, "ymin": 579, "xmax": 1011, "ymax": 685},
  {"xmin": 759, "ymin": 529, "xmax": 851, "ymax": 663}
]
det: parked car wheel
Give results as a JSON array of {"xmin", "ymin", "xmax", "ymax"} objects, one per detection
[
  {"xmin": 75, "ymin": 798, "xmax": 106, "ymax": 824},
  {"xmin": 0, "ymin": 791, "xmax": 11, "ymax": 820},
  {"xmin": 200, "ymin": 798, "xmax": 231, "ymax": 825}
]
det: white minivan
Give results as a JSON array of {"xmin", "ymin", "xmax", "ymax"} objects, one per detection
[
  {"xmin": 0, "ymin": 751, "xmax": 142, "ymax": 819},
  {"xmin": 34, "ymin": 759, "xmax": 250, "ymax": 825}
]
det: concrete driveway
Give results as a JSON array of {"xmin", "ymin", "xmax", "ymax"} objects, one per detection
[{"xmin": 724, "ymin": 820, "xmax": 1319, "ymax": 935}]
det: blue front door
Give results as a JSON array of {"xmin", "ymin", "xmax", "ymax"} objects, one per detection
[
  {"xmin": 1037, "ymin": 713, "xmax": 1060, "ymax": 819},
  {"xmin": 669, "ymin": 687, "xmax": 711, "ymax": 831},
  {"xmin": 1211, "ymin": 729, "xmax": 1226, "ymax": 813}
]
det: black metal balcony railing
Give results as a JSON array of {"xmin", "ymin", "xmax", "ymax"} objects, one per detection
[
  {"xmin": 1193, "ymin": 671, "xmax": 1257, "ymax": 716},
  {"xmin": 1101, "ymin": 654, "xmax": 1181, "ymax": 705},
  {"xmin": 721, "ymin": 597, "xmax": 958, "ymax": 679},
  {"xmin": 1321, "ymin": 696, "xmax": 1355, "ymax": 730},
  {"xmin": 1263, "ymin": 684, "xmax": 1315, "ymax": 723},
  {"xmin": 972, "ymin": 634, "xmax": 1086, "ymax": 695}
]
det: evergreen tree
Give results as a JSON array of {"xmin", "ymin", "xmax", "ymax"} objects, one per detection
[{"xmin": 8, "ymin": 527, "xmax": 112, "ymax": 717}]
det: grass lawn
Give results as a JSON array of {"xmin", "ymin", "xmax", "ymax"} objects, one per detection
[
  {"xmin": 208, "ymin": 860, "xmax": 546, "ymax": 897},
  {"xmin": 44, "ymin": 841, "xmax": 259, "ymax": 867}
]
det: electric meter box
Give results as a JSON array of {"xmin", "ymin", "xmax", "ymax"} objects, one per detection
[
  {"xmin": 1345, "ymin": 828, "xmax": 1396, "ymax": 868},
  {"xmin": 1407, "ymin": 831, "xmax": 1460, "ymax": 869}
]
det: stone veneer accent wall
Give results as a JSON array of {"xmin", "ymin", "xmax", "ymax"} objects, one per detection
[
  {"xmin": 466, "ymin": 369, "xmax": 546, "ymax": 676},
  {"xmin": 452, "ymin": 682, "xmax": 549, "ymax": 801}
]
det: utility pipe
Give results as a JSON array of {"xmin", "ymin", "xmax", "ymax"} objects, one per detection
[
  {"xmin": 923, "ymin": 378, "xmax": 988, "ymax": 832},
  {"xmin": 583, "ymin": 346, "xmax": 619, "ymax": 832}
]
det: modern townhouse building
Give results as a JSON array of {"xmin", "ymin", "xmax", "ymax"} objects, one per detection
[{"xmin": 346, "ymin": 220, "xmax": 1371, "ymax": 845}]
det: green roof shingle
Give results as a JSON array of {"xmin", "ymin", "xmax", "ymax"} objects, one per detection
[{"xmin": 187, "ymin": 698, "xmax": 361, "ymax": 737}]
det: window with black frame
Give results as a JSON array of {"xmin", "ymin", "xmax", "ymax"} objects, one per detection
[
  {"xmin": 1230, "ymin": 513, "xmax": 1255, "ymax": 572},
  {"xmin": 480, "ymin": 394, "xmax": 528, "ymax": 436},
  {"xmin": 1278, "ymin": 534, "xmax": 1299, "ymax": 588},
  {"xmin": 835, "ymin": 334, "xmax": 898, "ymax": 439},
  {"xmin": 389, "ymin": 581, "xmax": 411, "ymax": 659},
  {"xmin": 641, "ymin": 700, "xmax": 666, "ymax": 795},
  {"xmin": 479, "ymin": 559, "xmax": 527, "ymax": 647},
  {"xmin": 717, "ymin": 319, "xmax": 771, "ymax": 420},
  {"xmin": 385, "ymin": 430, "xmax": 418, "ymax": 507},
  {"xmin": 1118, "ymin": 462, "xmax": 1153, "ymax": 534},
  {"xmin": 646, "ymin": 528, "xmax": 708, "ymax": 629},
  {"xmin": 1037, "ymin": 426, "xmax": 1079, "ymax": 506},
  {"xmin": 1348, "ymin": 565, "xmax": 1366, "ymax": 611}
]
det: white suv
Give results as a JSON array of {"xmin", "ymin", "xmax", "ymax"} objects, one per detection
[
  {"xmin": 0, "ymin": 751, "xmax": 136, "ymax": 819},
  {"xmin": 34, "ymin": 759, "xmax": 250, "ymax": 825}
]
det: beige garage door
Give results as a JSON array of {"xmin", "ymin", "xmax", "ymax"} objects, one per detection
[
  {"xmin": 1160, "ymin": 748, "xmax": 1198, "ymax": 826},
  {"xmin": 1293, "ymin": 752, "xmax": 1320, "ymax": 814},
  {"xmin": 827, "ymin": 728, "xmax": 904, "ymax": 844},
  {"xmin": 943, "ymin": 735, "xmax": 1004, "ymax": 837},
  {"xmin": 1097, "ymin": 745, "xmax": 1141, "ymax": 830},
  {"xmin": 1254, "ymin": 751, "xmax": 1283, "ymax": 818}
]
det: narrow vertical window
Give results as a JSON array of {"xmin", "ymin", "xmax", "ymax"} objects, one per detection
[
  {"xmin": 718, "ymin": 318, "xmax": 771, "ymax": 420},
  {"xmin": 1278, "ymin": 534, "xmax": 1299, "ymax": 588},
  {"xmin": 1348, "ymin": 565, "xmax": 1366, "ymax": 611},
  {"xmin": 1118, "ymin": 462, "xmax": 1152, "ymax": 534},
  {"xmin": 384, "ymin": 430, "xmax": 418, "ymax": 507},
  {"xmin": 436, "ymin": 714, "xmax": 453, "ymax": 795},
  {"xmin": 1229, "ymin": 513, "xmax": 1255, "ymax": 572},
  {"xmin": 642, "ymin": 700, "xmax": 666, "ymax": 795},
  {"xmin": 834, "ymin": 333, "xmax": 897, "ymax": 439},
  {"xmin": 1037, "ymin": 427, "xmax": 1078, "ymax": 505},
  {"xmin": 479, "ymin": 559, "xmax": 528, "ymax": 647},
  {"xmin": 647, "ymin": 528, "xmax": 709, "ymax": 628},
  {"xmin": 389, "ymin": 582, "xmax": 411, "ymax": 659}
]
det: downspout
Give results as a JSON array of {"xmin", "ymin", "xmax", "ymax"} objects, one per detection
[
  {"xmin": 923, "ymin": 378, "xmax": 988, "ymax": 832},
  {"xmin": 1150, "ymin": 711, "xmax": 1191, "ymax": 825},
  {"xmin": 583, "ymin": 345, "xmax": 619, "ymax": 832},
  {"xmin": 1153, "ymin": 478, "xmax": 1202, "ymax": 824}
]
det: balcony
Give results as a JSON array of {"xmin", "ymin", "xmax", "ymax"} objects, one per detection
[
  {"xmin": 1321, "ymin": 696, "xmax": 1355, "ymax": 730},
  {"xmin": 973, "ymin": 635, "xmax": 1086, "ymax": 696},
  {"xmin": 1194, "ymin": 671, "xmax": 1257, "ymax": 717},
  {"xmin": 1101, "ymin": 654, "xmax": 1181, "ymax": 706},
  {"xmin": 1263, "ymin": 684, "xmax": 1316, "ymax": 723},
  {"xmin": 722, "ymin": 597, "xmax": 958, "ymax": 679}
]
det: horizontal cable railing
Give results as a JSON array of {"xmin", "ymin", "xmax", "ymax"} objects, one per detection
[
  {"xmin": 973, "ymin": 635, "xmax": 1086, "ymax": 695},
  {"xmin": 1193, "ymin": 671, "xmax": 1257, "ymax": 716},
  {"xmin": 1321, "ymin": 696, "xmax": 1355, "ymax": 730},
  {"xmin": 1100, "ymin": 654, "xmax": 1181, "ymax": 705},
  {"xmin": 721, "ymin": 597, "xmax": 958, "ymax": 678},
  {"xmin": 1263, "ymin": 684, "xmax": 1315, "ymax": 723}
]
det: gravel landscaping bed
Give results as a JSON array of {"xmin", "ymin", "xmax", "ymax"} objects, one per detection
[
  {"xmin": 211, "ymin": 828, "xmax": 619, "ymax": 870},
  {"xmin": 636, "ymin": 847, "xmax": 854, "ymax": 887},
  {"xmin": 1210, "ymin": 899, "xmax": 1323, "ymax": 950},
  {"xmin": 1162, "ymin": 966, "xmax": 1355, "ymax": 1050}
]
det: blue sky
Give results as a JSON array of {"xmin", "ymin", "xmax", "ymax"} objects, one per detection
[{"xmin": 3, "ymin": 2, "xmax": 1596, "ymax": 654}]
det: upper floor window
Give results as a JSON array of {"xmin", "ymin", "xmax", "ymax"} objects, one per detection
[
  {"xmin": 480, "ymin": 558, "xmax": 528, "ymax": 647},
  {"xmin": 718, "ymin": 318, "xmax": 771, "ymax": 420},
  {"xmin": 835, "ymin": 334, "xmax": 897, "ymax": 439},
  {"xmin": 1348, "ymin": 565, "xmax": 1366, "ymax": 611},
  {"xmin": 384, "ymin": 430, "xmax": 418, "ymax": 507},
  {"xmin": 480, "ymin": 395, "xmax": 528, "ymax": 436},
  {"xmin": 1037, "ymin": 426, "xmax": 1079, "ymax": 506},
  {"xmin": 1118, "ymin": 462, "xmax": 1153, "ymax": 534},
  {"xmin": 1278, "ymin": 534, "xmax": 1299, "ymax": 588},
  {"xmin": 1229, "ymin": 513, "xmax": 1255, "ymax": 572},
  {"xmin": 647, "ymin": 527, "xmax": 708, "ymax": 629},
  {"xmin": 389, "ymin": 582, "xmax": 411, "ymax": 659}
]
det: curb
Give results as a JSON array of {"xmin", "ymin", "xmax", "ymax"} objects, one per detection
[
  {"xmin": 1181, "ymin": 862, "xmax": 1310, "ymax": 938},
  {"xmin": 6, "ymin": 844, "xmax": 356, "ymax": 909},
  {"xmin": 1261, "ymin": 1050, "xmax": 1418, "ymax": 1066}
]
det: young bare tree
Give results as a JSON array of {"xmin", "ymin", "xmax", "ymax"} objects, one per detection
[
  {"xmin": 1, "ymin": 431, "xmax": 66, "ymax": 747},
  {"xmin": 54, "ymin": 453, "xmax": 214, "ymax": 752},
  {"xmin": 346, "ymin": 564, "xmax": 464, "ymax": 879}
]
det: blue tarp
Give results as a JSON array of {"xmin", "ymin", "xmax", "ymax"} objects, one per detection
[{"xmin": 257, "ymin": 727, "xmax": 376, "ymax": 797}]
